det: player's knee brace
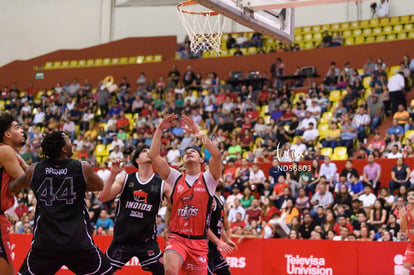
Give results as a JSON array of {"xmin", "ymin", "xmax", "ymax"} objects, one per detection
[{"xmin": 142, "ymin": 260, "xmax": 164, "ymax": 275}]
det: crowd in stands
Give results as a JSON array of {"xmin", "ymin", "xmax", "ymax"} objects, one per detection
[
  {"xmin": 176, "ymin": 32, "xmax": 302, "ymax": 59},
  {"xmin": 3, "ymin": 51, "xmax": 414, "ymax": 243}
]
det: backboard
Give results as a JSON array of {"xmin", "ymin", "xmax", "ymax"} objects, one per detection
[{"xmin": 194, "ymin": 0, "xmax": 371, "ymax": 43}]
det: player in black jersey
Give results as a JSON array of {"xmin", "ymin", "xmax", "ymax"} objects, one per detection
[
  {"xmin": 207, "ymin": 183, "xmax": 237, "ymax": 275},
  {"xmin": 98, "ymin": 144, "xmax": 171, "ymax": 274},
  {"xmin": 8, "ymin": 131, "xmax": 114, "ymax": 275}
]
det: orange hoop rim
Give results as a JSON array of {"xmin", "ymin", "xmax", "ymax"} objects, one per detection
[{"xmin": 177, "ymin": 1, "xmax": 219, "ymax": 16}]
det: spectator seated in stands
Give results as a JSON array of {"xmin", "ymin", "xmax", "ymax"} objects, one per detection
[
  {"xmin": 320, "ymin": 30, "xmax": 332, "ymax": 48},
  {"xmin": 367, "ymin": 93, "xmax": 384, "ymax": 129},
  {"xmin": 362, "ymin": 154, "xmax": 382, "ymax": 195},
  {"xmin": 228, "ymin": 198, "xmax": 246, "ymax": 224},
  {"xmin": 95, "ymin": 210, "xmax": 114, "ymax": 234},
  {"xmin": 250, "ymin": 32, "xmax": 263, "ymax": 48},
  {"xmin": 340, "ymin": 160, "xmax": 359, "ymax": 183},
  {"xmin": 339, "ymin": 113, "xmax": 358, "ymax": 155},
  {"xmin": 298, "ymin": 212, "xmax": 315, "ymax": 240},
  {"xmin": 367, "ymin": 131, "xmax": 386, "ymax": 154},
  {"xmin": 386, "ymin": 144, "xmax": 403, "ymax": 159},
  {"xmin": 245, "ymin": 198, "xmax": 262, "ymax": 225},
  {"xmin": 393, "ymin": 104, "xmax": 410, "ymax": 132},
  {"xmin": 226, "ymin": 34, "xmax": 236, "ymax": 49},
  {"xmin": 385, "ymin": 132, "xmax": 402, "ymax": 154},
  {"xmin": 389, "ymin": 157, "xmax": 410, "ymax": 195},
  {"xmin": 358, "ymin": 184, "xmax": 377, "ymax": 215},
  {"xmin": 330, "ymin": 31, "xmax": 343, "ymax": 47},
  {"xmin": 307, "ymin": 98, "xmax": 322, "ymax": 120},
  {"xmin": 248, "ymin": 162, "xmax": 265, "ymax": 192},
  {"xmin": 323, "ymin": 70, "xmax": 338, "ymax": 90},
  {"xmin": 310, "ymin": 180, "xmax": 334, "ymax": 218},
  {"xmin": 320, "ymin": 156, "xmax": 338, "ymax": 191},
  {"xmin": 333, "ymin": 215, "xmax": 353, "ymax": 236},
  {"xmin": 230, "ymin": 212, "xmax": 246, "ymax": 234},
  {"xmin": 341, "ymin": 85, "xmax": 358, "ymax": 112},
  {"xmin": 302, "ymin": 123, "xmax": 318, "ymax": 148},
  {"xmin": 296, "ymin": 111, "xmax": 317, "ymax": 136},
  {"xmin": 352, "ymin": 105, "xmax": 371, "ymax": 143}
]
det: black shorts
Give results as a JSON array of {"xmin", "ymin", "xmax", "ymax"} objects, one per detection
[
  {"xmin": 17, "ymin": 245, "xmax": 113, "ymax": 275},
  {"xmin": 106, "ymin": 240, "xmax": 162, "ymax": 271},
  {"xmin": 207, "ymin": 243, "xmax": 229, "ymax": 275}
]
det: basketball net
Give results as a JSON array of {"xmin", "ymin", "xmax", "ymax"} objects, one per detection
[{"xmin": 177, "ymin": 1, "xmax": 226, "ymax": 56}]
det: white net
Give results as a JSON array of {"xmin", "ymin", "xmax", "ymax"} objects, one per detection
[{"xmin": 177, "ymin": 1, "xmax": 226, "ymax": 56}]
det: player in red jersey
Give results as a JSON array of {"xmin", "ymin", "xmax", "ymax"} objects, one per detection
[
  {"xmin": 149, "ymin": 113, "xmax": 222, "ymax": 275},
  {"xmin": 399, "ymin": 188, "xmax": 414, "ymax": 275},
  {"xmin": 0, "ymin": 113, "xmax": 27, "ymax": 275}
]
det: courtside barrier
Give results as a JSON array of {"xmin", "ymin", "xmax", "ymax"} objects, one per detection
[{"xmin": 9, "ymin": 234, "xmax": 409, "ymax": 274}]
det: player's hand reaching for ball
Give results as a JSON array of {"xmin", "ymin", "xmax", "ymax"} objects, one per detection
[
  {"xmin": 398, "ymin": 203, "xmax": 407, "ymax": 219},
  {"xmin": 110, "ymin": 160, "xmax": 125, "ymax": 177},
  {"xmin": 181, "ymin": 115, "xmax": 200, "ymax": 135},
  {"xmin": 158, "ymin": 113, "xmax": 177, "ymax": 131}
]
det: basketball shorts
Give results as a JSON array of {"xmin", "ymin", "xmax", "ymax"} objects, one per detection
[
  {"xmin": 404, "ymin": 242, "xmax": 414, "ymax": 264},
  {"xmin": 18, "ymin": 245, "xmax": 113, "ymax": 275},
  {"xmin": 106, "ymin": 239, "xmax": 163, "ymax": 272},
  {"xmin": 0, "ymin": 215, "xmax": 12, "ymax": 264},
  {"xmin": 165, "ymin": 233, "xmax": 208, "ymax": 274},
  {"xmin": 207, "ymin": 243, "xmax": 229, "ymax": 275}
]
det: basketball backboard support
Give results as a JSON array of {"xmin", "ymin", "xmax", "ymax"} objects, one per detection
[{"xmin": 194, "ymin": 0, "xmax": 371, "ymax": 43}]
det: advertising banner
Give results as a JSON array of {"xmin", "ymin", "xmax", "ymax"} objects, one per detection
[{"xmin": 9, "ymin": 234, "xmax": 410, "ymax": 275}]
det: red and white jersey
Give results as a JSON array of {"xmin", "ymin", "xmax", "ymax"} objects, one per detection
[
  {"xmin": 167, "ymin": 169, "xmax": 218, "ymax": 238},
  {"xmin": 0, "ymin": 144, "xmax": 15, "ymax": 212}
]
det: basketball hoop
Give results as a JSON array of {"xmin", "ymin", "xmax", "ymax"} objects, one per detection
[{"xmin": 177, "ymin": 1, "xmax": 226, "ymax": 56}]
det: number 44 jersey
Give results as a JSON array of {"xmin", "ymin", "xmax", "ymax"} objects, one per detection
[{"xmin": 30, "ymin": 159, "xmax": 93, "ymax": 250}]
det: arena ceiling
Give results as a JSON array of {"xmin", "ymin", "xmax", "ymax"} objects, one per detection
[{"xmin": 116, "ymin": 0, "xmax": 179, "ymax": 7}]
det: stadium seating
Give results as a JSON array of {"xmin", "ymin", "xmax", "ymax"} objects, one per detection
[
  {"xmin": 332, "ymin": 147, "xmax": 348, "ymax": 160},
  {"xmin": 320, "ymin": 147, "xmax": 333, "ymax": 158}
]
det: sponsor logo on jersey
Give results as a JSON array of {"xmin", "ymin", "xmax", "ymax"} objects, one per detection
[
  {"xmin": 133, "ymin": 190, "xmax": 148, "ymax": 203},
  {"xmin": 147, "ymin": 250, "xmax": 155, "ymax": 257},
  {"xmin": 182, "ymin": 194, "xmax": 193, "ymax": 202},
  {"xmin": 177, "ymin": 205, "xmax": 199, "ymax": 220},
  {"xmin": 186, "ymin": 263, "xmax": 203, "ymax": 271},
  {"xmin": 194, "ymin": 187, "xmax": 206, "ymax": 192},
  {"xmin": 125, "ymin": 201, "xmax": 153, "ymax": 212},
  {"xmin": 129, "ymin": 182, "xmax": 134, "ymax": 188},
  {"xmin": 177, "ymin": 185, "xmax": 184, "ymax": 193}
]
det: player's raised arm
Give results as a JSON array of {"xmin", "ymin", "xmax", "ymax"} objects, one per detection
[
  {"xmin": 182, "ymin": 114, "xmax": 222, "ymax": 180},
  {"xmin": 82, "ymin": 161, "xmax": 104, "ymax": 192},
  {"xmin": 149, "ymin": 113, "xmax": 177, "ymax": 180},
  {"xmin": 8, "ymin": 163, "xmax": 35, "ymax": 194},
  {"xmin": 98, "ymin": 160, "xmax": 125, "ymax": 202},
  {"xmin": 399, "ymin": 203, "xmax": 408, "ymax": 232},
  {"xmin": 0, "ymin": 146, "xmax": 25, "ymax": 183}
]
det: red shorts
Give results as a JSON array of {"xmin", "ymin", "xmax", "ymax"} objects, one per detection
[
  {"xmin": 165, "ymin": 233, "xmax": 208, "ymax": 274},
  {"xmin": 404, "ymin": 242, "xmax": 414, "ymax": 264},
  {"xmin": 0, "ymin": 215, "xmax": 12, "ymax": 264}
]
